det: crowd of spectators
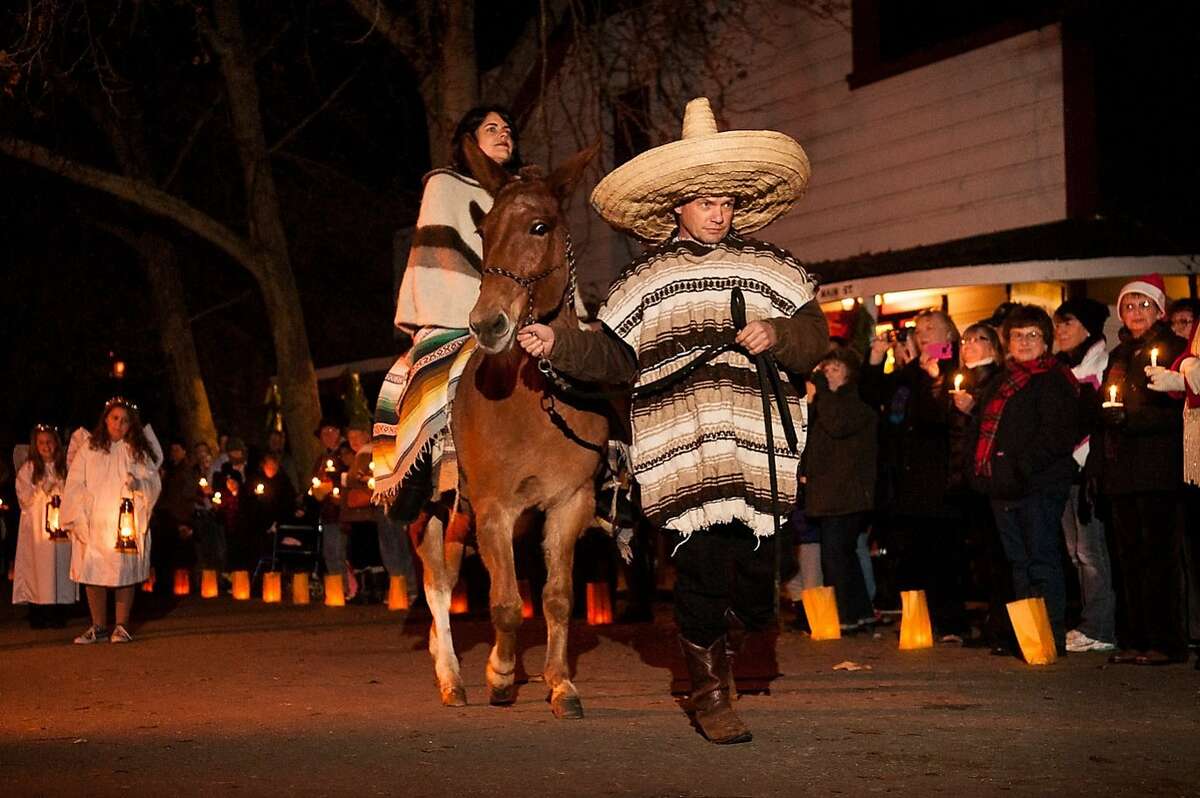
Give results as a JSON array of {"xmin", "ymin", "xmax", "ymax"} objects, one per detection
[{"xmin": 787, "ymin": 274, "xmax": 1198, "ymax": 668}]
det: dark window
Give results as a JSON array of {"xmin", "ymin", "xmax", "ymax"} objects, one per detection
[{"xmin": 850, "ymin": 0, "xmax": 1062, "ymax": 88}]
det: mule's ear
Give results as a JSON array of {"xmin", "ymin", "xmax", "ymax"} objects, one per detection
[
  {"xmin": 548, "ymin": 140, "xmax": 601, "ymax": 203},
  {"xmin": 462, "ymin": 135, "xmax": 510, "ymax": 197},
  {"xmin": 468, "ymin": 200, "xmax": 488, "ymax": 230}
]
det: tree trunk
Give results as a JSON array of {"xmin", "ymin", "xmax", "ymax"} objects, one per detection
[
  {"xmin": 136, "ymin": 233, "xmax": 220, "ymax": 451},
  {"xmin": 210, "ymin": 0, "xmax": 323, "ymax": 470},
  {"xmin": 428, "ymin": 0, "xmax": 480, "ymax": 168}
]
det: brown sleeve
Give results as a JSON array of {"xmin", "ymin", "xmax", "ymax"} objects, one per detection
[
  {"xmin": 765, "ymin": 299, "xmax": 829, "ymax": 374},
  {"xmin": 550, "ymin": 325, "xmax": 639, "ymax": 384}
]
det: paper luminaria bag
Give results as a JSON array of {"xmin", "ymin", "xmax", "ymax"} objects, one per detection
[
  {"xmin": 1006, "ymin": 597, "xmax": 1058, "ymax": 665},
  {"xmin": 801, "ymin": 586, "xmax": 841, "ymax": 640},
  {"xmin": 899, "ymin": 589, "xmax": 934, "ymax": 650}
]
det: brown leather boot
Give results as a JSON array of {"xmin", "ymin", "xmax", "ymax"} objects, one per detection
[
  {"xmin": 723, "ymin": 608, "xmax": 745, "ymax": 701},
  {"xmin": 679, "ymin": 636, "xmax": 752, "ymax": 744}
]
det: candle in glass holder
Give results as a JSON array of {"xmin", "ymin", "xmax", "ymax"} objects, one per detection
[{"xmin": 1150, "ymin": 348, "xmax": 1159, "ymax": 368}]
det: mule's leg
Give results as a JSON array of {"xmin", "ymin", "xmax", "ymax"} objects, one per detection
[
  {"xmin": 472, "ymin": 500, "xmax": 522, "ymax": 705},
  {"xmin": 541, "ymin": 483, "xmax": 594, "ymax": 719},
  {"xmin": 414, "ymin": 512, "xmax": 467, "ymax": 706}
]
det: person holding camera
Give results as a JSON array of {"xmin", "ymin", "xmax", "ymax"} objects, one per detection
[{"xmin": 861, "ymin": 310, "xmax": 966, "ymax": 641}]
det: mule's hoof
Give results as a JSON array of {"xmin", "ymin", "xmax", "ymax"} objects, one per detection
[
  {"xmin": 488, "ymin": 683, "xmax": 517, "ymax": 706},
  {"xmin": 548, "ymin": 691, "xmax": 584, "ymax": 719},
  {"xmin": 440, "ymin": 685, "xmax": 467, "ymax": 707}
]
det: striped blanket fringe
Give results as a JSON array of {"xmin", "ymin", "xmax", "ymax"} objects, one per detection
[{"xmin": 371, "ymin": 328, "xmax": 476, "ymax": 505}]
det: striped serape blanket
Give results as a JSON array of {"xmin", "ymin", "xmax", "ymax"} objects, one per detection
[{"xmin": 371, "ymin": 328, "xmax": 477, "ymax": 504}]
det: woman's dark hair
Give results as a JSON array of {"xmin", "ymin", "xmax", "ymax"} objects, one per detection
[
  {"xmin": 962, "ymin": 322, "xmax": 1003, "ymax": 359},
  {"xmin": 89, "ymin": 398, "xmax": 157, "ymax": 465},
  {"xmin": 450, "ymin": 105, "xmax": 522, "ymax": 176},
  {"xmin": 817, "ymin": 346, "xmax": 862, "ymax": 383},
  {"xmin": 27, "ymin": 425, "xmax": 67, "ymax": 484},
  {"xmin": 1001, "ymin": 304, "xmax": 1054, "ymax": 351}
]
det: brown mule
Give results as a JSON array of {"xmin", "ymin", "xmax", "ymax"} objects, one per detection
[{"xmin": 415, "ymin": 137, "xmax": 608, "ymax": 719}]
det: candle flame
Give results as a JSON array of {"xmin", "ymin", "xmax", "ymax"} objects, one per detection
[
  {"xmin": 953, "ymin": 373, "xmax": 964, "ymax": 391},
  {"xmin": 332, "ymin": 486, "xmax": 340, "ymax": 497},
  {"xmin": 1109, "ymin": 384, "xmax": 1118, "ymax": 403},
  {"xmin": 1150, "ymin": 347, "xmax": 1159, "ymax": 367},
  {"xmin": 212, "ymin": 491, "xmax": 222, "ymax": 505},
  {"xmin": 367, "ymin": 476, "xmax": 376, "ymax": 490},
  {"xmin": 198, "ymin": 477, "xmax": 208, "ymax": 488},
  {"xmin": 311, "ymin": 477, "xmax": 321, "ymax": 488},
  {"xmin": 255, "ymin": 483, "xmax": 265, "ymax": 495}
]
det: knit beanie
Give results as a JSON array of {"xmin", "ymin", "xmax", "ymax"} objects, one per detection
[
  {"xmin": 1054, "ymin": 297, "xmax": 1109, "ymax": 338},
  {"xmin": 1117, "ymin": 273, "xmax": 1167, "ymax": 315}
]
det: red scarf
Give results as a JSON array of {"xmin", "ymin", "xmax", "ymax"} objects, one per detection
[{"xmin": 974, "ymin": 355, "xmax": 1076, "ymax": 477}]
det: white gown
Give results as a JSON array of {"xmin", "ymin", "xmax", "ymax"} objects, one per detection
[
  {"xmin": 12, "ymin": 461, "xmax": 77, "ymax": 605},
  {"xmin": 63, "ymin": 429, "xmax": 162, "ymax": 587}
]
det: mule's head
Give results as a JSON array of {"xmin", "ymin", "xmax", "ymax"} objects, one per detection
[{"xmin": 464, "ymin": 137, "xmax": 598, "ymax": 354}]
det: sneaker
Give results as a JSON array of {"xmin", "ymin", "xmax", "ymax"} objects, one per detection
[
  {"xmin": 73, "ymin": 625, "xmax": 107, "ymax": 645},
  {"xmin": 109, "ymin": 625, "xmax": 134, "ymax": 644},
  {"xmin": 1065, "ymin": 630, "xmax": 1115, "ymax": 653}
]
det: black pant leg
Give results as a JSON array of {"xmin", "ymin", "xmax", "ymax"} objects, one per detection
[
  {"xmin": 1109, "ymin": 495, "xmax": 1149, "ymax": 651},
  {"xmin": 1138, "ymin": 492, "xmax": 1187, "ymax": 657},
  {"xmin": 672, "ymin": 529, "xmax": 733, "ymax": 647}
]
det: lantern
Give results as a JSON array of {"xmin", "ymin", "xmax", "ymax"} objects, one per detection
[
  {"xmin": 800, "ymin": 586, "xmax": 842, "ymax": 640},
  {"xmin": 324, "ymin": 574, "xmax": 345, "ymax": 607},
  {"xmin": 586, "ymin": 582, "xmax": 613, "ymax": 625},
  {"xmin": 201, "ymin": 569, "xmax": 219, "ymax": 598},
  {"xmin": 231, "ymin": 570, "xmax": 251, "ymax": 600},
  {"xmin": 518, "ymin": 579, "xmax": 534, "ymax": 619},
  {"xmin": 386, "ymin": 575, "xmax": 409, "ymax": 611},
  {"xmin": 167, "ymin": 568, "xmax": 187, "ymax": 595},
  {"xmin": 898, "ymin": 590, "xmax": 934, "ymax": 650},
  {"xmin": 142, "ymin": 567, "xmax": 156, "ymax": 593},
  {"xmin": 450, "ymin": 581, "xmax": 469, "ymax": 615},
  {"xmin": 292, "ymin": 572, "xmax": 311, "ymax": 604},
  {"xmin": 115, "ymin": 497, "xmax": 138, "ymax": 553},
  {"xmin": 262, "ymin": 572, "xmax": 282, "ymax": 603},
  {"xmin": 1006, "ymin": 597, "xmax": 1058, "ymax": 665},
  {"xmin": 45, "ymin": 494, "xmax": 66, "ymax": 541}
]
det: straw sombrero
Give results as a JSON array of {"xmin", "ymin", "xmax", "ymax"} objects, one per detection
[{"xmin": 590, "ymin": 98, "xmax": 810, "ymax": 242}]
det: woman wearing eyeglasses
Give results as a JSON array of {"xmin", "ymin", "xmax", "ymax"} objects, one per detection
[
  {"xmin": 966, "ymin": 304, "xmax": 1079, "ymax": 658},
  {"xmin": 1095, "ymin": 275, "xmax": 1188, "ymax": 666}
]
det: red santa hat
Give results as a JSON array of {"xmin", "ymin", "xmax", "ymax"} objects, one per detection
[{"xmin": 1117, "ymin": 273, "xmax": 1167, "ymax": 315}]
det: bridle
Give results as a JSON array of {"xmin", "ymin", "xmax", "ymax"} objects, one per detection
[{"xmin": 480, "ymin": 231, "xmax": 578, "ymax": 328}]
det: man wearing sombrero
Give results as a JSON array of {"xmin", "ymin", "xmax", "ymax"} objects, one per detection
[{"xmin": 519, "ymin": 98, "xmax": 828, "ymax": 743}]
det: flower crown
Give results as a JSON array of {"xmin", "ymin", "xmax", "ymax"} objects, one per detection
[{"xmin": 104, "ymin": 396, "xmax": 140, "ymax": 413}]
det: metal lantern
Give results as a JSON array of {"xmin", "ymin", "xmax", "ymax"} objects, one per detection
[
  {"xmin": 115, "ymin": 497, "xmax": 138, "ymax": 553},
  {"xmin": 45, "ymin": 494, "xmax": 67, "ymax": 541}
]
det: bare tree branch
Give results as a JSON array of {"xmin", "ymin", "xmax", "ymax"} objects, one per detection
[
  {"xmin": 268, "ymin": 61, "xmax": 364, "ymax": 154},
  {"xmin": 0, "ymin": 136, "xmax": 260, "ymax": 278}
]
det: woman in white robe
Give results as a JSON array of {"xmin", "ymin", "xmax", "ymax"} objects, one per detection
[
  {"xmin": 63, "ymin": 398, "xmax": 162, "ymax": 644},
  {"xmin": 13, "ymin": 425, "xmax": 76, "ymax": 627}
]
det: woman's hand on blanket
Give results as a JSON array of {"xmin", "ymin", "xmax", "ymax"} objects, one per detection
[
  {"xmin": 736, "ymin": 320, "xmax": 778, "ymax": 355},
  {"xmin": 518, "ymin": 324, "xmax": 556, "ymax": 358}
]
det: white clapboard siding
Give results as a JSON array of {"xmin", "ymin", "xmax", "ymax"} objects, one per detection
[{"xmin": 523, "ymin": 5, "xmax": 1068, "ymax": 297}]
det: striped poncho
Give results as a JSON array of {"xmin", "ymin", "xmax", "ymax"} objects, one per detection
[{"xmin": 597, "ymin": 234, "xmax": 817, "ymax": 538}]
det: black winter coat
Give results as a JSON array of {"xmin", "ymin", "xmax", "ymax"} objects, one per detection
[
  {"xmin": 948, "ymin": 360, "xmax": 1003, "ymax": 493},
  {"xmin": 860, "ymin": 356, "xmax": 956, "ymax": 517},
  {"xmin": 967, "ymin": 362, "xmax": 1079, "ymax": 501},
  {"xmin": 1091, "ymin": 322, "xmax": 1186, "ymax": 495},
  {"xmin": 803, "ymin": 372, "xmax": 878, "ymax": 517}
]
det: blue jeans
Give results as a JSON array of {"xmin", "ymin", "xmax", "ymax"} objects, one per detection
[
  {"xmin": 1061, "ymin": 484, "xmax": 1116, "ymax": 643},
  {"xmin": 322, "ymin": 521, "xmax": 346, "ymax": 575},
  {"xmin": 991, "ymin": 490, "xmax": 1070, "ymax": 649},
  {"xmin": 376, "ymin": 512, "xmax": 418, "ymax": 598}
]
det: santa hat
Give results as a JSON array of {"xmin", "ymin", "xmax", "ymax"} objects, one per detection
[{"xmin": 1117, "ymin": 273, "xmax": 1167, "ymax": 315}]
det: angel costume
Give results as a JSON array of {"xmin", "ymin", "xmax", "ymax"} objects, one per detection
[
  {"xmin": 12, "ymin": 459, "xmax": 76, "ymax": 605},
  {"xmin": 63, "ymin": 427, "xmax": 163, "ymax": 587}
]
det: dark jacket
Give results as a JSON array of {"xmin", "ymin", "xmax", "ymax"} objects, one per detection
[
  {"xmin": 967, "ymin": 362, "xmax": 1079, "ymax": 501},
  {"xmin": 310, "ymin": 449, "xmax": 347, "ymax": 523},
  {"xmin": 803, "ymin": 372, "xmax": 878, "ymax": 516},
  {"xmin": 1091, "ymin": 321, "xmax": 1186, "ymax": 495},
  {"xmin": 860, "ymin": 355, "xmax": 958, "ymax": 517},
  {"xmin": 948, "ymin": 360, "xmax": 1003, "ymax": 493}
]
